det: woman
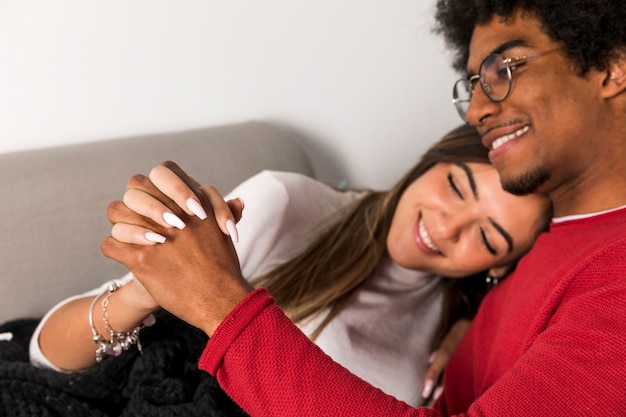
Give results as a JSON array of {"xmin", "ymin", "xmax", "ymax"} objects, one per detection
[{"xmin": 31, "ymin": 124, "xmax": 551, "ymax": 407}]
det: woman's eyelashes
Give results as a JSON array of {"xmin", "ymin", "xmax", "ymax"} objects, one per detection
[
  {"xmin": 447, "ymin": 173, "xmax": 464, "ymax": 199},
  {"xmin": 480, "ymin": 228, "xmax": 497, "ymax": 255}
]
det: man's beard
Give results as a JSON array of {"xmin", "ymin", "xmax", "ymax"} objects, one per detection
[{"xmin": 501, "ymin": 167, "xmax": 550, "ymax": 196}]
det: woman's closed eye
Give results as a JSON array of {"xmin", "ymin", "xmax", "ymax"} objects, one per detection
[
  {"xmin": 479, "ymin": 228, "xmax": 497, "ymax": 255},
  {"xmin": 448, "ymin": 173, "xmax": 464, "ymax": 200}
]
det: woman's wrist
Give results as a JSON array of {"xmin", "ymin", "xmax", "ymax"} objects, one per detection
[
  {"xmin": 97, "ymin": 282, "xmax": 158, "ymax": 334},
  {"xmin": 89, "ymin": 282, "xmax": 158, "ymax": 362}
]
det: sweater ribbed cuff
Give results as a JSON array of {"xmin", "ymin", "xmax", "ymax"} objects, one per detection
[{"xmin": 198, "ymin": 288, "xmax": 275, "ymax": 375}]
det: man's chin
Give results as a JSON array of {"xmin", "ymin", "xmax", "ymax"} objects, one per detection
[{"xmin": 501, "ymin": 169, "xmax": 550, "ymax": 196}]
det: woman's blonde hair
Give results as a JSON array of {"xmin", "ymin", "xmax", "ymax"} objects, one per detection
[{"xmin": 252, "ymin": 124, "xmax": 521, "ymax": 342}]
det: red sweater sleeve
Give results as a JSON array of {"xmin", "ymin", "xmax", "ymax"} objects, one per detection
[
  {"xmin": 199, "ymin": 288, "xmax": 439, "ymax": 417},
  {"xmin": 199, "ymin": 278, "xmax": 626, "ymax": 417}
]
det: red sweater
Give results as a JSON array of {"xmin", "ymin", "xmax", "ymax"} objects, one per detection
[{"xmin": 199, "ymin": 208, "xmax": 626, "ymax": 416}]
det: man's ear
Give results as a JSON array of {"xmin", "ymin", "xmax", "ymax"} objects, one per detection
[{"xmin": 601, "ymin": 48, "xmax": 626, "ymax": 98}]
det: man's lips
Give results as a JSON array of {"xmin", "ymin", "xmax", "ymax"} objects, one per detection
[{"xmin": 482, "ymin": 125, "xmax": 530, "ymax": 151}]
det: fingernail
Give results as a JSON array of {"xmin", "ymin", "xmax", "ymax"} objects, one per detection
[
  {"xmin": 0, "ymin": 332, "xmax": 13, "ymax": 342},
  {"xmin": 225, "ymin": 219, "xmax": 239, "ymax": 243},
  {"xmin": 422, "ymin": 379, "xmax": 434, "ymax": 398},
  {"xmin": 428, "ymin": 351, "xmax": 437, "ymax": 364},
  {"xmin": 434, "ymin": 386, "xmax": 444, "ymax": 400},
  {"xmin": 145, "ymin": 231, "xmax": 166, "ymax": 243},
  {"xmin": 238, "ymin": 197, "xmax": 245, "ymax": 210},
  {"xmin": 186, "ymin": 197, "xmax": 207, "ymax": 220},
  {"xmin": 163, "ymin": 212, "xmax": 185, "ymax": 229}
]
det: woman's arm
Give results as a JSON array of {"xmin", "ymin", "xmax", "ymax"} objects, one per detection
[
  {"xmin": 35, "ymin": 277, "xmax": 159, "ymax": 371},
  {"xmin": 30, "ymin": 272, "xmax": 158, "ymax": 371}
]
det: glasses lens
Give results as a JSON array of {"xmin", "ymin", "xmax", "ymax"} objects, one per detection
[
  {"xmin": 480, "ymin": 54, "xmax": 510, "ymax": 101},
  {"xmin": 453, "ymin": 79, "xmax": 472, "ymax": 121}
]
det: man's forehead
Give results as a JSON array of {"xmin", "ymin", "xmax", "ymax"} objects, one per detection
[{"xmin": 466, "ymin": 12, "xmax": 544, "ymax": 72}]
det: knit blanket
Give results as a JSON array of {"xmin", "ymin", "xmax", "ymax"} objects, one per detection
[{"xmin": 0, "ymin": 311, "xmax": 249, "ymax": 417}]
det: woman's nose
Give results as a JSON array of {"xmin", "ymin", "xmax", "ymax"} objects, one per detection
[{"xmin": 434, "ymin": 211, "xmax": 474, "ymax": 242}]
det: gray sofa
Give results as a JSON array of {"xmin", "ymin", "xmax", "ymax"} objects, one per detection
[{"xmin": 0, "ymin": 121, "xmax": 315, "ymax": 324}]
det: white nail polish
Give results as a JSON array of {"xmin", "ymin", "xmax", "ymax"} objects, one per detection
[
  {"xmin": 186, "ymin": 198, "xmax": 207, "ymax": 220},
  {"xmin": 225, "ymin": 219, "xmax": 239, "ymax": 243},
  {"xmin": 422, "ymin": 380, "xmax": 434, "ymax": 399},
  {"xmin": 145, "ymin": 231, "xmax": 166, "ymax": 243},
  {"xmin": 163, "ymin": 212, "xmax": 185, "ymax": 230},
  {"xmin": 434, "ymin": 386, "xmax": 444, "ymax": 400}
]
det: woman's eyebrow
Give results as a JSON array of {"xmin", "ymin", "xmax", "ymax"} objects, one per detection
[
  {"xmin": 488, "ymin": 217, "xmax": 514, "ymax": 254},
  {"xmin": 456, "ymin": 163, "xmax": 477, "ymax": 198}
]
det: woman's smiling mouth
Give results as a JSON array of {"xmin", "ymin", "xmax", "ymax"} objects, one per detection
[{"xmin": 416, "ymin": 216, "xmax": 442, "ymax": 255}]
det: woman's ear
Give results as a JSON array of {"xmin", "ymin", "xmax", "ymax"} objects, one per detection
[{"xmin": 601, "ymin": 48, "xmax": 626, "ymax": 98}]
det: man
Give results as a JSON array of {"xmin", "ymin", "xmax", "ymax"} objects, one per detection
[{"xmin": 104, "ymin": 1, "xmax": 626, "ymax": 415}]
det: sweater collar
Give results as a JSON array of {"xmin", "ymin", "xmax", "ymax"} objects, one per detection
[{"xmin": 552, "ymin": 204, "xmax": 626, "ymax": 224}]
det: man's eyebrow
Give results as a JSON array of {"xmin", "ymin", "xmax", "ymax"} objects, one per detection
[
  {"xmin": 491, "ymin": 39, "xmax": 528, "ymax": 56},
  {"xmin": 456, "ymin": 162, "xmax": 477, "ymax": 198},
  {"xmin": 466, "ymin": 40, "xmax": 530, "ymax": 76},
  {"xmin": 489, "ymin": 217, "xmax": 514, "ymax": 254}
]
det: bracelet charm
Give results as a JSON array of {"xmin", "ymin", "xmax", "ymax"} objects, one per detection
[{"xmin": 88, "ymin": 282, "xmax": 156, "ymax": 363}]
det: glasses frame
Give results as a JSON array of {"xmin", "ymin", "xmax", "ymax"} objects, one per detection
[{"xmin": 452, "ymin": 48, "xmax": 560, "ymax": 122}]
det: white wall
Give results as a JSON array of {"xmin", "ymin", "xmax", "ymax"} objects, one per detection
[{"xmin": 0, "ymin": 0, "xmax": 461, "ymax": 189}]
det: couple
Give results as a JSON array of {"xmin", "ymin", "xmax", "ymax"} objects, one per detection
[
  {"xmin": 34, "ymin": 0, "xmax": 626, "ymax": 415},
  {"xmin": 31, "ymin": 124, "xmax": 548, "ymax": 410}
]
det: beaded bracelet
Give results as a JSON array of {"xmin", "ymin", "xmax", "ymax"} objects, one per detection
[{"xmin": 88, "ymin": 282, "xmax": 156, "ymax": 363}]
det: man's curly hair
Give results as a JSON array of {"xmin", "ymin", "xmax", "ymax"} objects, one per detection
[{"xmin": 433, "ymin": 0, "xmax": 626, "ymax": 75}]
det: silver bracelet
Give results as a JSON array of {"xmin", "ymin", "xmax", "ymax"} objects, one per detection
[{"xmin": 88, "ymin": 282, "xmax": 156, "ymax": 363}]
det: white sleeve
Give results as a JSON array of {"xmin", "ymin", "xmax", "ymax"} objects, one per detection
[
  {"xmin": 29, "ymin": 272, "xmax": 134, "ymax": 371},
  {"xmin": 225, "ymin": 171, "xmax": 360, "ymax": 280}
]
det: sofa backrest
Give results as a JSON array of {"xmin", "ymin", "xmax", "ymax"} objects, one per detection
[{"xmin": 0, "ymin": 121, "xmax": 314, "ymax": 323}]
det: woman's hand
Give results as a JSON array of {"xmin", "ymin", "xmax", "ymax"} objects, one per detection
[
  {"xmin": 102, "ymin": 161, "xmax": 253, "ymax": 336},
  {"xmin": 110, "ymin": 162, "xmax": 245, "ymax": 314},
  {"xmin": 421, "ymin": 318, "xmax": 471, "ymax": 402},
  {"xmin": 111, "ymin": 163, "xmax": 244, "ymax": 246}
]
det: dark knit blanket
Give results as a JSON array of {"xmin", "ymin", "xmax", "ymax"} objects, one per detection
[{"xmin": 0, "ymin": 311, "xmax": 249, "ymax": 417}]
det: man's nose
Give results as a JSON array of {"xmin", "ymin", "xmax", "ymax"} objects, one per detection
[{"xmin": 465, "ymin": 84, "xmax": 500, "ymax": 125}]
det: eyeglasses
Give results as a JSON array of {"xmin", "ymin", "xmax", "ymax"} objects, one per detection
[{"xmin": 452, "ymin": 48, "xmax": 560, "ymax": 122}]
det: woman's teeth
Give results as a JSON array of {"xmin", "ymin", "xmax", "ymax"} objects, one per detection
[
  {"xmin": 492, "ymin": 125, "xmax": 530, "ymax": 150},
  {"xmin": 419, "ymin": 218, "xmax": 440, "ymax": 253}
]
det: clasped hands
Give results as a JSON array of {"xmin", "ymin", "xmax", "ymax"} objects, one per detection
[{"xmin": 101, "ymin": 161, "xmax": 252, "ymax": 337}]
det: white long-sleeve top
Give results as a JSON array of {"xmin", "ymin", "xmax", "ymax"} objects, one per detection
[{"xmin": 30, "ymin": 170, "xmax": 443, "ymax": 406}]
